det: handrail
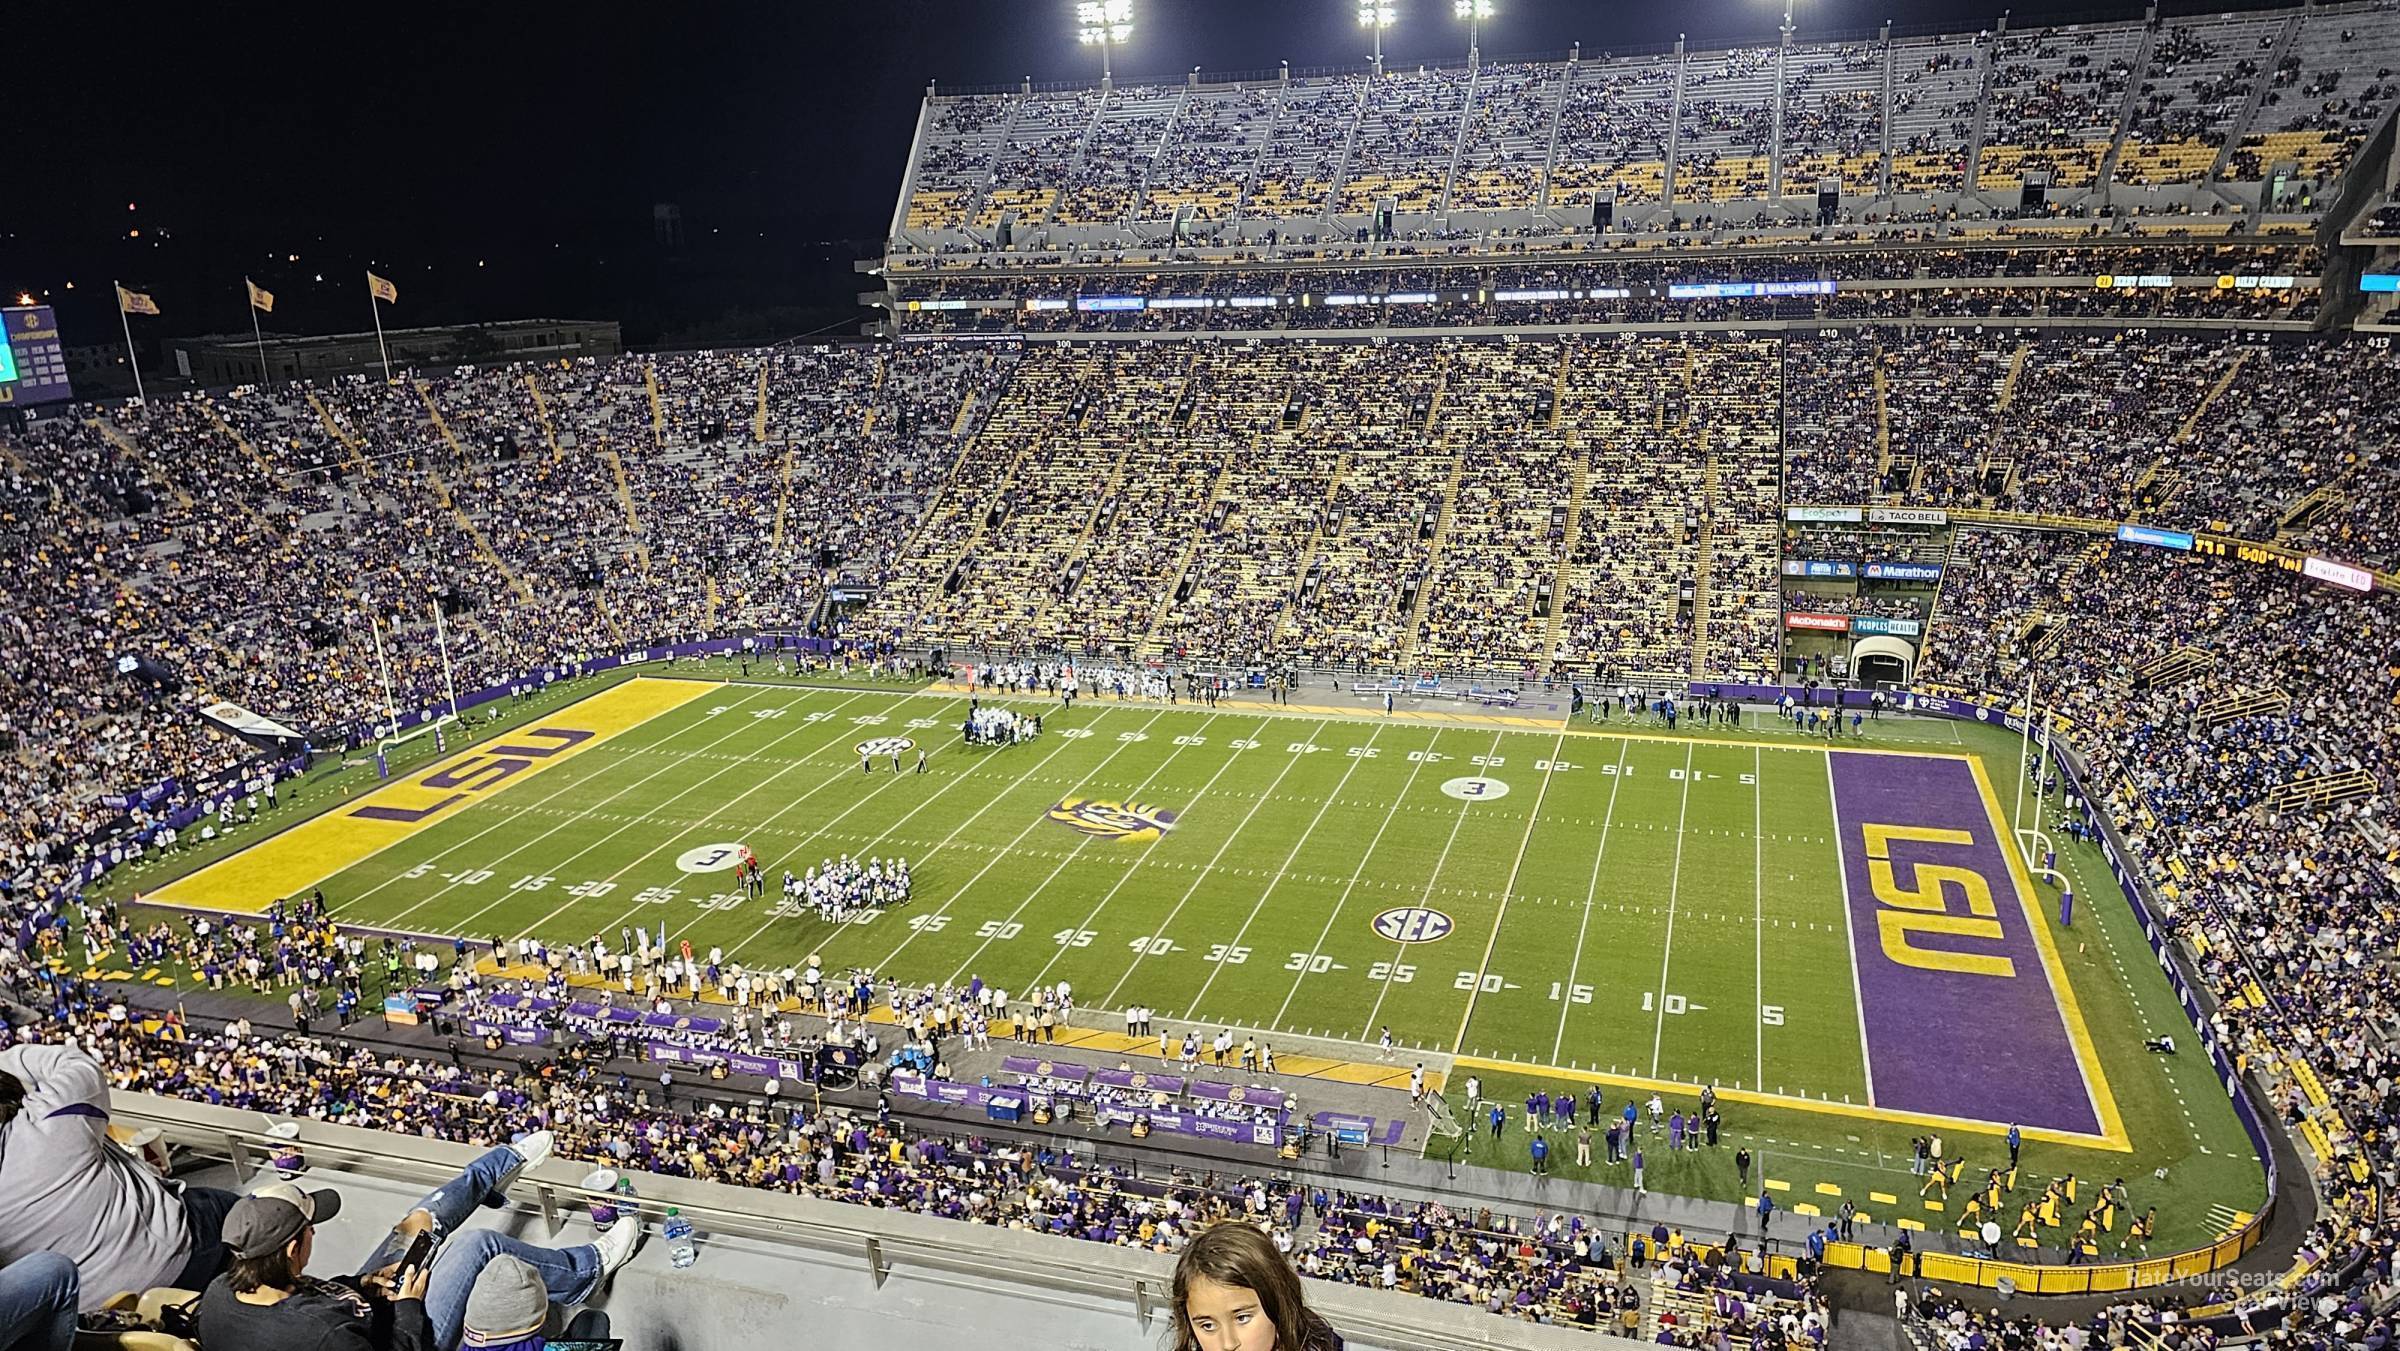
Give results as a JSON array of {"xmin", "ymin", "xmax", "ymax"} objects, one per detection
[{"xmin": 106, "ymin": 1091, "xmax": 1638, "ymax": 1351}]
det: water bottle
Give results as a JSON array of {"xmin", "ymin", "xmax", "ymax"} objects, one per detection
[{"xmin": 664, "ymin": 1207, "xmax": 697, "ymax": 1269}]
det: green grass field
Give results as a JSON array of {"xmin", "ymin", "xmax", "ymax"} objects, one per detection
[{"xmin": 114, "ymin": 668, "xmax": 2265, "ymax": 1251}]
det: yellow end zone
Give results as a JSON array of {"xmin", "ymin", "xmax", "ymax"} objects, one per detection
[{"xmin": 145, "ymin": 678, "xmax": 718, "ymax": 914}]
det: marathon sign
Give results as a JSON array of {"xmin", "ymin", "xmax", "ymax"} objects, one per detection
[
  {"xmin": 1784, "ymin": 612, "xmax": 1852, "ymax": 632},
  {"xmin": 1850, "ymin": 615, "xmax": 1924, "ymax": 637},
  {"xmin": 1863, "ymin": 561, "xmax": 1943, "ymax": 582},
  {"xmin": 1780, "ymin": 559, "xmax": 1858, "ymax": 578},
  {"xmin": 1867, "ymin": 507, "xmax": 1948, "ymax": 525},
  {"xmin": 1786, "ymin": 506, "xmax": 1863, "ymax": 522}
]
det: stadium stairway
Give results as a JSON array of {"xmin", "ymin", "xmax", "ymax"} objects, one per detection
[
  {"xmin": 641, "ymin": 362, "xmax": 666, "ymax": 448},
  {"xmin": 194, "ymin": 398, "xmax": 281, "ymax": 481},
  {"xmin": 2263, "ymin": 766, "xmax": 2379, "ymax": 813},
  {"xmin": 1396, "ymin": 446, "xmax": 1469, "ymax": 667},
  {"xmin": 2195, "ymin": 685, "xmax": 2290, "ymax": 727},
  {"xmin": 1537, "ymin": 455, "xmax": 1591, "ymax": 675},
  {"xmin": 91, "ymin": 416, "xmax": 194, "ymax": 511},
  {"xmin": 519, "ymin": 372, "xmax": 566, "ymax": 462},
  {"xmin": 1688, "ymin": 451, "xmax": 1719, "ymax": 677},
  {"xmin": 2131, "ymin": 646, "xmax": 2214, "ymax": 693},
  {"xmin": 601, "ymin": 447, "xmax": 652, "ymax": 575},
  {"xmin": 414, "ymin": 380, "xmax": 470, "ymax": 463},
  {"xmin": 304, "ymin": 389, "xmax": 373, "ymax": 478},
  {"xmin": 424, "ymin": 468, "xmax": 537, "ymax": 605}
]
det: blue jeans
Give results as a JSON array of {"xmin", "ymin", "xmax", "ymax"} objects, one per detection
[
  {"xmin": 355, "ymin": 1145, "xmax": 600, "ymax": 1351},
  {"xmin": 0, "ymin": 1252, "xmax": 78, "ymax": 1351},
  {"xmin": 172, "ymin": 1185, "xmax": 244, "ymax": 1292}
]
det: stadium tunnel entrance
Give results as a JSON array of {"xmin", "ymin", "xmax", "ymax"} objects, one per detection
[{"xmin": 1851, "ymin": 635, "xmax": 1915, "ymax": 685}]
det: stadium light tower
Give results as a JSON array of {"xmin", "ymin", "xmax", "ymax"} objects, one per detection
[
  {"xmin": 1359, "ymin": 3, "xmax": 1396, "ymax": 75},
  {"xmin": 1076, "ymin": 0, "xmax": 1133, "ymax": 84},
  {"xmin": 1454, "ymin": 0, "xmax": 1492, "ymax": 65}
]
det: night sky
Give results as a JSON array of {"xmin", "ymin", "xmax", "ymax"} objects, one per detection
[{"xmin": 15, "ymin": 0, "xmax": 2291, "ymax": 348}]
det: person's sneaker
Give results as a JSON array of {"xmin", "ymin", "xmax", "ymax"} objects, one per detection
[
  {"xmin": 486, "ymin": 1130, "xmax": 556, "ymax": 1204},
  {"xmin": 595, "ymin": 1213, "xmax": 641, "ymax": 1275},
  {"xmin": 512, "ymin": 1130, "xmax": 555, "ymax": 1173}
]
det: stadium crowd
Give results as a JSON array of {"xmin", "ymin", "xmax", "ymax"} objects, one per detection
[{"xmin": 3, "ymin": 313, "xmax": 2399, "ymax": 1346}]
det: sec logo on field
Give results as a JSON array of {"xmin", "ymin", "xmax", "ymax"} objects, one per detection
[
  {"xmin": 1371, "ymin": 906, "xmax": 1455, "ymax": 944},
  {"xmin": 855, "ymin": 736, "xmax": 916, "ymax": 757}
]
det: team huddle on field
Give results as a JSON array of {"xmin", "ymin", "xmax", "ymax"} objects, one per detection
[{"xmin": 780, "ymin": 854, "xmax": 913, "ymax": 923}]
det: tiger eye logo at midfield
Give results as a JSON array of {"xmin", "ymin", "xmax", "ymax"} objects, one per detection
[{"xmin": 1046, "ymin": 796, "xmax": 1179, "ymax": 842}]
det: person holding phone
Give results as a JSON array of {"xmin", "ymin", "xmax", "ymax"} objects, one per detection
[{"xmin": 198, "ymin": 1133, "xmax": 637, "ymax": 1351}]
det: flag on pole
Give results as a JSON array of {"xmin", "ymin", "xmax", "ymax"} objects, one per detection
[
  {"xmin": 116, "ymin": 285, "xmax": 160, "ymax": 315},
  {"xmin": 367, "ymin": 272, "xmax": 398, "ymax": 304},
  {"xmin": 246, "ymin": 279, "xmax": 275, "ymax": 313}
]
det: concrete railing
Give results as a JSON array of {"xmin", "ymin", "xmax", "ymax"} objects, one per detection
[{"xmin": 111, "ymin": 1090, "xmax": 1649, "ymax": 1351}]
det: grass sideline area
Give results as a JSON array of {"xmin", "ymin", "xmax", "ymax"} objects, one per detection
[{"xmin": 105, "ymin": 673, "xmax": 2263, "ymax": 1253}]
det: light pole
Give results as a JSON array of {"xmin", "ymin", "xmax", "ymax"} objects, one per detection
[
  {"xmin": 1359, "ymin": 3, "xmax": 1395, "ymax": 75},
  {"xmin": 1076, "ymin": 0, "xmax": 1133, "ymax": 84},
  {"xmin": 1453, "ymin": 0, "xmax": 1492, "ymax": 66}
]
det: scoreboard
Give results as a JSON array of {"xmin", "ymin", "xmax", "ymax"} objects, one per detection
[{"xmin": 0, "ymin": 306, "xmax": 73, "ymax": 405}]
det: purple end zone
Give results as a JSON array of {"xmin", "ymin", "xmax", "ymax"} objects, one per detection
[{"xmin": 1827, "ymin": 752, "xmax": 2100, "ymax": 1135}]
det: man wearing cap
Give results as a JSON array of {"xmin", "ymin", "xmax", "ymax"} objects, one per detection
[
  {"xmin": 202, "ymin": 1179, "xmax": 436, "ymax": 1351},
  {"xmin": 199, "ymin": 1131, "xmax": 637, "ymax": 1351}
]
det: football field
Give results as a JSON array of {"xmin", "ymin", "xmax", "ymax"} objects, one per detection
[
  {"xmin": 142, "ymin": 674, "xmax": 2138, "ymax": 1138},
  {"xmin": 116, "ymin": 668, "xmax": 2273, "ymax": 1247}
]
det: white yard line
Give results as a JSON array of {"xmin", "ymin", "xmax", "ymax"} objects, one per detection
[
  {"xmin": 1645, "ymin": 744, "xmax": 1697, "ymax": 1077},
  {"xmin": 703, "ymin": 706, "xmax": 1122, "ymax": 967},
  {"xmin": 1081, "ymin": 718, "xmax": 1328, "ymax": 1006},
  {"xmin": 1267, "ymin": 729, "xmax": 1447, "ymax": 1031},
  {"xmin": 451, "ymin": 690, "xmax": 878, "ymax": 937},
  {"xmin": 847, "ymin": 709, "xmax": 1183, "ymax": 974},
  {"xmin": 1825, "ymin": 749, "xmax": 1878, "ymax": 1106},
  {"xmin": 331, "ymin": 683, "xmax": 778, "ymax": 917},
  {"xmin": 1354, "ymin": 731, "xmax": 1505, "ymax": 1042},
  {"xmin": 565, "ymin": 696, "xmax": 985, "ymax": 951},
  {"xmin": 1547, "ymin": 739, "xmax": 1632, "ymax": 1064},
  {"xmin": 1754, "ymin": 745, "xmax": 1766, "ymax": 1092},
  {"xmin": 374, "ymin": 685, "xmax": 818, "ymax": 929},
  {"xmin": 1448, "ymin": 728, "xmax": 1571, "ymax": 1052},
  {"xmin": 1177, "ymin": 723, "xmax": 1385, "ymax": 1019}
]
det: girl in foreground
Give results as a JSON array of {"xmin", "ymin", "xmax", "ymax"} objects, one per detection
[{"xmin": 1172, "ymin": 1222, "xmax": 1343, "ymax": 1351}]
